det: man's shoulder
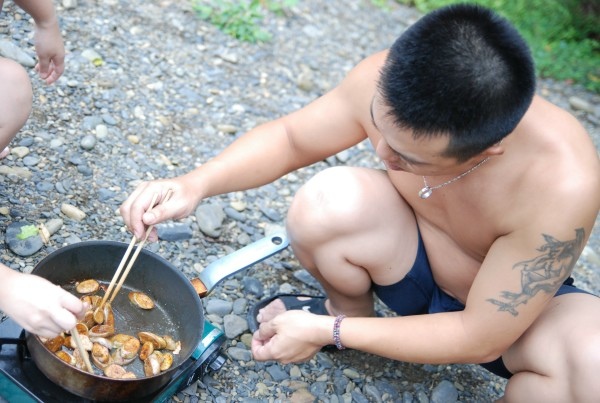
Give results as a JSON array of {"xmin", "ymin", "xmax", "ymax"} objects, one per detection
[
  {"xmin": 510, "ymin": 101, "xmax": 599, "ymax": 226},
  {"xmin": 342, "ymin": 50, "xmax": 389, "ymax": 87},
  {"xmin": 525, "ymin": 96, "xmax": 588, "ymax": 136}
]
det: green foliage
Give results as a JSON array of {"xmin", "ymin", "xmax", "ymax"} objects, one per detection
[
  {"xmin": 16, "ymin": 225, "xmax": 38, "ymax": 240},
  {"xmin": 370, "ymin": 0, "xmax": 392, "ymax": 10},
  {"xmin": 393, "ymin": 0, "xmax": 600, "ymax": 93},
  {"xmin": 192, "ymin": 0, "xmax": 297, "ymax": 43}
]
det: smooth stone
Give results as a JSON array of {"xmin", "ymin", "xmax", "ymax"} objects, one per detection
[
  {"xmin": 156, "ymin": 222, "xmax": 193, "ymax": 241},
  {"xmin": 0, "ymin": 40, "xmax": 35, "ymax": 67},
  {"xmin": 6, "ymin": 221, "xmax": 43, "ymax": 256}
]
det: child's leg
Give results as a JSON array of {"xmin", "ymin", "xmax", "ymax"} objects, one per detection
[{"xmin": 0, "ymin": 57, "xmax": 33, "ymax": 156}]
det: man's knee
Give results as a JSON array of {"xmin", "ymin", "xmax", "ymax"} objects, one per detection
[
  {"xmin": 287, "ymin": 167, "xmax": 372, "ymax": 239},
  {"xmin": 536, "ymin": 298, "xmax": 600, "ymax": 400},
  {"xmin": 567, "ymin": 330, "xmax": 600, "ymax": 397}
]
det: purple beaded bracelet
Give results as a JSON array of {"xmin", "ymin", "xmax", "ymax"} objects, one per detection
[{"xmin": 333, "ymin": 314, "xmax": 346, "ymax": 350}]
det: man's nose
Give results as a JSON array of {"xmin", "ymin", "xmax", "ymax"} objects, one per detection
[{"xmin": 375, "ymin": 140, "xmax": 391, "ymax": 160}]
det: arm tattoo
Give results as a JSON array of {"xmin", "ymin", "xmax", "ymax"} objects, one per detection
[{"xmin": 487, "ymin": 228, "xmax": 585, "ymax": 316}]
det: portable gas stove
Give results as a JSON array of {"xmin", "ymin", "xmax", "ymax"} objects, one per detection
[{"xmin": 0, "ymin": 317, "xmax": 226, "ymax": 402}]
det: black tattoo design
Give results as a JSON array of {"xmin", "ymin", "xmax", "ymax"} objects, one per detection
[{"xmin": 487, "ymin": 228, "xmax": 585, "ymax": 316}]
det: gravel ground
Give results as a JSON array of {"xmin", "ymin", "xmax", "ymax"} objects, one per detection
[{"xmin": 1, "ymin": 0, "xmax": 599, "ymax": 402}]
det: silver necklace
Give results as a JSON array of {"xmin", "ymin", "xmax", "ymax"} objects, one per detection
[{"xmin": 418, "ymin": 157, "xmax": 490, "ymax": 199}]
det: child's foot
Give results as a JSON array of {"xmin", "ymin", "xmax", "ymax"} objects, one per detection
[{"xmin": 0, "ymin": 147, "xmax": 9, "ymax": 159}]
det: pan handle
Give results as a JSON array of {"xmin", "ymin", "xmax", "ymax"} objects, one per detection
[{"xmin": 193, "ymin": 231, "xmax": 290, "ymax": 297}]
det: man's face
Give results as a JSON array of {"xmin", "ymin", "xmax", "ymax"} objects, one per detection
[{"xmin": 370, "ymin": 95, "xmax": 461, "ymax": 176}]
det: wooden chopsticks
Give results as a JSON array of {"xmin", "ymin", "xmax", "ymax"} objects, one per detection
[
  {"xmin": 71, "ymin": 326, "xmax": 94, "ymax": 373},
  {"xmin": 100, "ymin": 190, "xmax": 172, "ymax": 308}
]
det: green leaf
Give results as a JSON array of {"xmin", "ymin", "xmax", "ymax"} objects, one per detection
[{"xmin": 16, "ymin": 225, "xmax": 39, "ymax": 240}]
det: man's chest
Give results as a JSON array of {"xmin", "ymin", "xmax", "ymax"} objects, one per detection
[{"xmin": 394, "ymin": 175, "xmax": 502, "ymax": 259}]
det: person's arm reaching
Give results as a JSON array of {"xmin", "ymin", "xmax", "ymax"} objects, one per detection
[
  {"xmin": 13, "ymin": 0, "xmax": 64, "ymax": 83},
  {"xmin": 0, "ymin": 263, "xmax": 86, "ymax": 338},
  {"xmin": 120, "ymin": 52, "xmax": 384, "ymax": 241}
]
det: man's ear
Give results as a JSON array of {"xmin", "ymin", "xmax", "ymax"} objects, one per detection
[{"xmin": 482, "ymin": 140, "xmax": 505, "ymax": 157}]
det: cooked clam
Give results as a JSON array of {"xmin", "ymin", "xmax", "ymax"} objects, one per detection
[
  {"xmin": 128, "ymin": 291, "xmax": 155, "ymax": 310},
  {"xmin": 173, "ymin": 342, "xmax": 181, "ymax": 355},
  {"xmin": 138, "ymin": 332, "xmax": 166, "ymax": 349},
  {"xmin": 103, "ymin": 303, "xmax": 115, "ymax": 328},
  {"xmin": 75, "ymin": 279, "xmax": 100, "ymax": 294},
  {"xmin": 44, "ymin": 335, "xmax": 65, "ymax": 353},
  {"xmin": 92, "ymin": 306, "xmax": 104, "ymax": 324},
  {"xmin": 143, "ymin": 351, "xmax": 162, "ymax": 377},
  {"xmin": 163, "ymin": 335, "xmax": 179, "ymax": 351},
  {"xmin": 80, "ymin": 294, "xmax": 101, "ymax": 308},
  {"xmin": 73, "ymin": 348, "xmax": 89, "ymax": 371},
  {"xmin": 111, "ymin": 336, "xmax": 140, "ymax": 365},
  {"xmin": 69, "ymin": 334, "xmax": 93, "ymax": 351},
  {"xmin": 90, "ymin": 295, "xmax": 102, "ymax": 308},
  {"xmin": 139, "ymin": 341, "xmax": 154, "ymax": 361},
  {"xmin": 81, "ymin": 310, "xmax": 96, "ymax": 329},
  {"xmin": 111, "ymin": 333, "xmax": 135, "ymax": 349},
  {"xmin": 74, "ymin": 322, "xmax": 88, "ymax": 335},
  {"xmin": 160, "ymin": 352, "xmax": 173, "ymax": 371},
  {"xmin": 104, "ymin": 363, "xmax": 127, "ymax": 379},
  {"xmin": 89, "ymin": 336, "xmax": 112, "ymax": 350},
  {"xmin": 89, "ymin": 324, "xmax": 115, "ymax": 338},
  {"xmin": 111, "ymin": 347, "xmax": 135, "ymax": 366},
  {"xmin": 121, "ymin": 337, "xmax": 140, "ymax": 359},
  {"xmin": 91, "ymin": 343, "xmax": 112, "ymax": 369},
  {"xmin": 55, "ymin": 350, "xmax": 75, "ymax": 365}
]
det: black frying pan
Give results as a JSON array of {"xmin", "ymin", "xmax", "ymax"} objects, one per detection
[{"xmin": 25, "ymin": 232, "xmax": 289, "ymax": 401}]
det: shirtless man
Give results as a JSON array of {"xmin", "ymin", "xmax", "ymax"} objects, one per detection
[
  {"xmin": 120, "ymin": 5, "xmax": 600, "ymax": 401},
  {"xmin": 0, "ymin": 0, "xmax": 84, "ymax": 338}
]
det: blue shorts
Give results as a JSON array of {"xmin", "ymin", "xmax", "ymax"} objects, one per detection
[{"xmin": 372, "ymin": 231, "xmax": 593, "ymax": 379}]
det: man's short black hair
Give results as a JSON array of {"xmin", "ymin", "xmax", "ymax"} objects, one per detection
[{"xmin": 378, "ymin": 4, "xmax": 536, "ymax": 161}]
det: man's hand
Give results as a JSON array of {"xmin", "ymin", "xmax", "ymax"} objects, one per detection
[
  {"xmin": 251, "ymin": 310, "xmax": 333, "ymax": 364},
  {"xmin": 120, "ymin": 177, "xmax": 200, "ymax": 242}
]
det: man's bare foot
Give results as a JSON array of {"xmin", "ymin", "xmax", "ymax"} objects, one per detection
[{"xmin": 0, "ymin": 147, "xmax": 9, "ymax": 159}]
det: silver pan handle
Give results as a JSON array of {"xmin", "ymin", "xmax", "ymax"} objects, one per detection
[{"xmin": 196, "ymin": 231, "xmax": 290, "ymax": 296}]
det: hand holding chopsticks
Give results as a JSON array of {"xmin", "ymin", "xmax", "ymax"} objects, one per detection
[{"xmin": 100, "ymin": 190, "xmax": 172, "ymax": 308}]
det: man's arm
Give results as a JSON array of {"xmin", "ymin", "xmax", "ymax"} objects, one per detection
[
  {"xmin": 187, "ymin": 53, "xmax": 382, "ymax": 199},
  {"xmin": 339, "ymin": 184, "xmax": 598, "ymax": 364},
  {"xmin": 253, "ymin": 226, "xmax": 591, "ymax": 364},
  {"xmin": 252, "ymin": 171, "xmax": 599, "ymax": 365},
  {"xmin": 120, "ymin": 52, "xmax": 384, "ymax": 240}
]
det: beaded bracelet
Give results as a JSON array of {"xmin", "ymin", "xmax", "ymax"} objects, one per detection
[{"xmin": 333, "ymin": 314, "xmax": 346, "ymax": 350}]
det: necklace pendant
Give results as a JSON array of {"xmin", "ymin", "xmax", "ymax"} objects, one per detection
[{"xmin": 419, "ymin": 186, "xmax": 433, "ymax": 199}]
